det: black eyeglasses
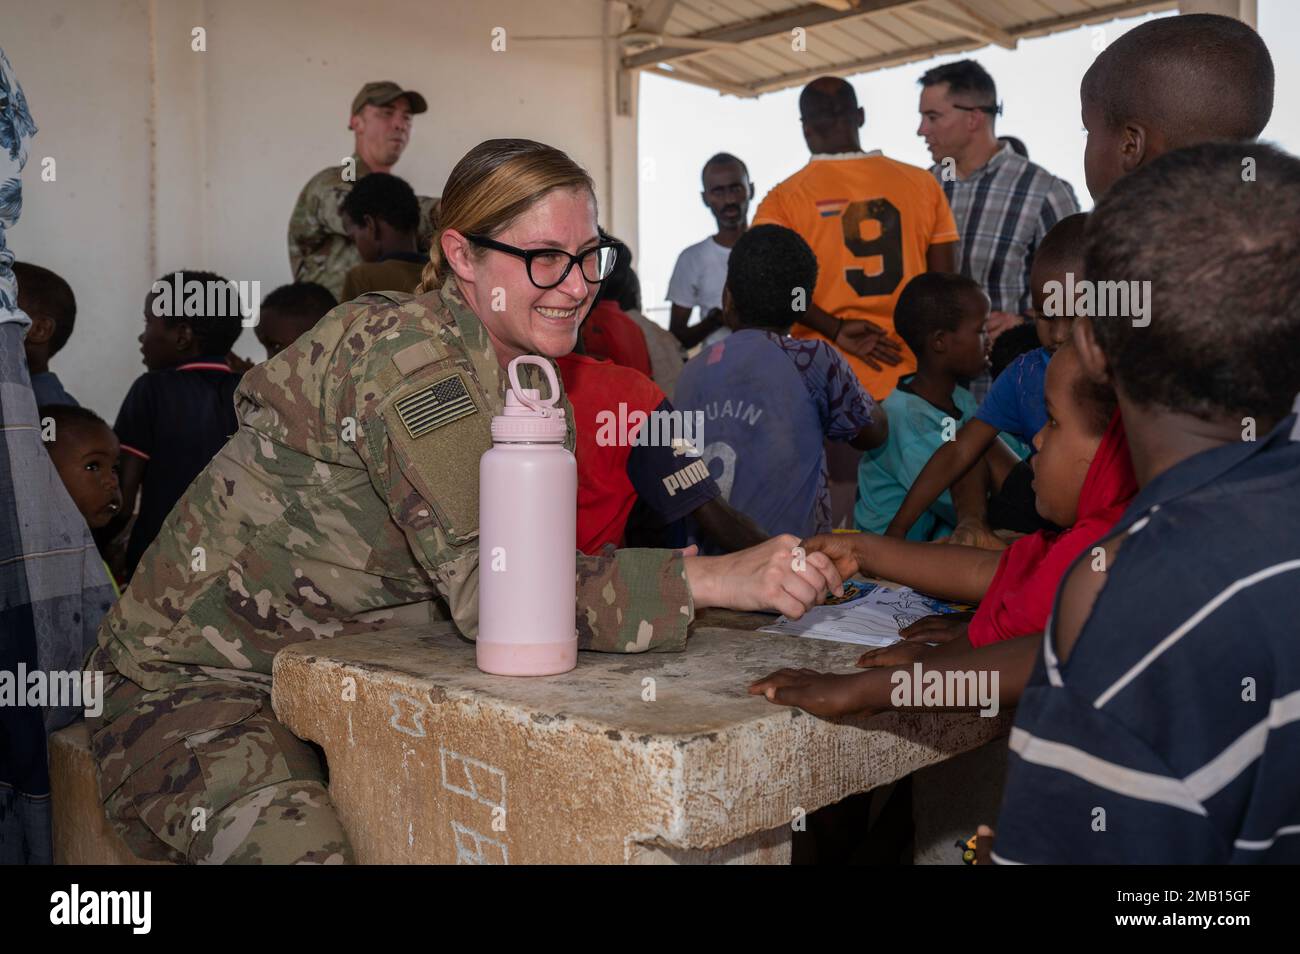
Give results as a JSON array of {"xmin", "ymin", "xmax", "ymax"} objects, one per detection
[{"xmin": 464, "ymin": 234, "xmax": 619, "ymax": 290}]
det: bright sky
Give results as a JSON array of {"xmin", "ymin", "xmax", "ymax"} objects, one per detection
[{"xmin": 636, "ymin": 1, "xmax": 1300, "ymax": 323}]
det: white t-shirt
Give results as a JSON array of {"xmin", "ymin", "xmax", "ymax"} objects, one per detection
[{"xmin": 666, "ymin": 236, "xmax": 732, "ymax": 346}]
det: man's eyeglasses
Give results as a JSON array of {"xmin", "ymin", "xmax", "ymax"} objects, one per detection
[
  {"xmin": 951, "ymin": 103, "xmax": 1003, "ymax": 117},
  {"xmin": 464, "ymin": 234, "xmax": 619, "ymax": 290}
]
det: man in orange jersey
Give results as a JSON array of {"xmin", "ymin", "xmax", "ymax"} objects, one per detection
[{"xmin": 754, "ymin": 77, "xmax": 958, "ymax": 401}]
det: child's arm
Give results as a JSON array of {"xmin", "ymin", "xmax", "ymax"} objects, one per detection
[
  {"xmin": 803, "ymin": 530, "xmax": 1002, "ymax": 604},
  {"xmin": 884, "ymin": 418, "xmax": 1001, "ymax": 538},
  {"xmin": 748, "ymin": 632, "xmax": 1039, "ymax": 717},
  {"xmin": 848, "ymin": 402, "xmax": 889, "ymax": 451}
]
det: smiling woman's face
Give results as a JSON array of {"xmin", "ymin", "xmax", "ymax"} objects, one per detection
[{"xmin": 450, "ymin": 186, "xmax": 600, "ymax": 365}]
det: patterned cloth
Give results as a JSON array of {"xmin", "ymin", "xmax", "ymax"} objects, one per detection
[
  {"xmin": 0, "ymin": 45, "xmax": 115, "ymax": 865},
  {"xmin": 932, "ymin": 142, "xmax": 1079, "ymax": 317}
]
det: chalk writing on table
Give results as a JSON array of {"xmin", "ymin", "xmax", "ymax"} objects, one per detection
[
  {"xmin": 440, "ymin": 747, "xmax": 507, "ymax": 811},
  {"xmin": 388, "ymin": 692, "xmax": 428, "ymax": 738},
  {"xmin": 452, "ymin": 820, "xmax": 508, "ymax": 865}
]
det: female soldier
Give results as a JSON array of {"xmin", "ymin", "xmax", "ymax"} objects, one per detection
[{"xmin": 88, "ymin": 139, "xmax": 842, "ymax": 864}]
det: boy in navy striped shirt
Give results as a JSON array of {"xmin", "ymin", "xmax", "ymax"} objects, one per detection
[{"xmin": 993, "ymin": 140, "xmax": 1300, "ymax": 864}]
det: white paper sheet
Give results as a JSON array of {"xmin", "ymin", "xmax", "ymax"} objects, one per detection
[{"xmin": 759, "ymin": 581, "xmax": 969, "ymax": 648}]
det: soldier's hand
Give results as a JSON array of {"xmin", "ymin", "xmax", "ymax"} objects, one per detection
[{"xmin": 686, "ymin": 534, "xmax": 843, "ymax": 619}]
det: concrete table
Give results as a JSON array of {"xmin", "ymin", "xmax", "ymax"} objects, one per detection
[{"xmin": 271, "ymin": 610, "xmax": 1010, "ymax": 864}]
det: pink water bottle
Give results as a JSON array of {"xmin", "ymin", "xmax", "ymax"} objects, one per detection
[{"xmin": 477, "ymin": 355, "xmax": 577, "ymax": 675}]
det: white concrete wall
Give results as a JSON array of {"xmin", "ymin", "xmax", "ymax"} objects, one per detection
[{"xmin": 4, "ymin": 0, "xmax": 637, "ymax": 416}]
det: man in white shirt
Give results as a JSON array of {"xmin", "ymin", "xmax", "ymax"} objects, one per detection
[{"xmin": 666, "ymin": 153, "xmax": 753, "ymax": 350}]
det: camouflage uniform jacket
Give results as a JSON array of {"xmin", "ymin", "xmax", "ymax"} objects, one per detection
[
  {"xmin": 96, "ymin": 281, "xmax": 695, "ymax": 694},
  {"xmin": 287, "ymin": 154, "xmax": 439, "ymax": 299}
]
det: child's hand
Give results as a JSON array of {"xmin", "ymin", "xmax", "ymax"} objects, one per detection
[
  {"xmin": 836, "ymin": 319, "xmax": 903, "ymax": 370},
  {"xmin": 899, "ymin": 612, "xmax": 973, "ymax": 643},
  {"xmin": 986, "ymin": 310, "xmax": 1023, "ymax": 343},
  {"xmin": 947, "ymin": 518, "xmax": 1007, "ymax": 551},
  {"xmin": 799, "ymin": 532, "xmax": 865, "ymax": 581},
  {"xmin": 747, "ymin": 668, "xmax": 870, "ymax": 717},
  {"xmin": 855, "ymin": 639, "xmax": 934, "ymax": 669}
]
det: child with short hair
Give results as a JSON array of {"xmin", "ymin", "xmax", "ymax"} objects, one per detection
[
  {"xmin": 339, "ymin": 172, "xmax": 425, "ymax": 300},
  {"xmin": 854, "ymin": 271, "xmax": 1009, "ymax": 541},
  {"xmin": 256, "ymin": 282, "xmax": 338, "ymax": 361},
  {"xmin": 40, "ymin": 404, "xmax": 123, "ymax": 596},
  {"xmin": 995, "ymin": 140, "xmax": 1300, "ymax": 864},
  {"xmin": 673, "ymin": 224, "xmax": 886, "ymax": 545},
  {"xmin": 115, "ymin": 270, "xmax": 245, "ymax": 581},
  {"xmin": 14, "ymin": 262, "xmax": 78, "ymax": 406},
  {"xmin": 579, "ymin": 234, "xmax": 652, "ymax": 377},
  {"xmin": 884, "ymin": 213, "xmax": 1088, "ymax": 541}
]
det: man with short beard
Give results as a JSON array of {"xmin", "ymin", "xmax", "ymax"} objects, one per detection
[{"xmin": 288, "ymin": 81, "xmax": 439, "ymax": 298}]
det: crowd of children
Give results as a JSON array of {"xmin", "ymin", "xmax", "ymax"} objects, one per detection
[{"xmin": 13, "ymin": 12, "xmax": 1295, "ymax": 865}]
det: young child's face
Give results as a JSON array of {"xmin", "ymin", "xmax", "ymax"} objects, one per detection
[
  {"xmin": 1030, "ymin": 346, "xmax": 1103, "ymax": 527},
  {"xmin": 47, "ymin": 422, "xmax": 122, "ymax": 529},
  {"xmin": 1029, "ymin": 257, "xmax": 1077, "ymax": 353},
  {"xmin": 942, "ymin": 294, "xmax": 990, "ymax": 379},
  {"xmin": 343, "ymin": 213, "xmax": 381, "ymax": 263},
  {"xmin": 140, "ymin": 296, "xmax": 186, "ymax": 370},
  {"xmin": 255, "ymin": 308, "xmax": 317, "ymax": 361}
]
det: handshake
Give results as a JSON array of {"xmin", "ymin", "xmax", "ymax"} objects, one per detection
[{"xmin": 681, "ymin": 532, "xmax": 867, "ymax": 620}]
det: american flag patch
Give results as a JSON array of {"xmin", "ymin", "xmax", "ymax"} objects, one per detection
[
  {"xmin": 816, "ymin": 198, "xmax": 850, "ymax": 217},
  {"xmin": 395, "ymin": 374, "xmax": 477, "ymax": 439}
]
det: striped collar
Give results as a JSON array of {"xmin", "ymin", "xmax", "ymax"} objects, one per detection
[{"xmin": 175, "ymin": 359, "xmax": 233, "ymax": 372}]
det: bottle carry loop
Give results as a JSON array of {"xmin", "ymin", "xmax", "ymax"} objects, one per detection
[{"xmin": 507, "ymin": 355, "xmax": 563, "ymax": 418}]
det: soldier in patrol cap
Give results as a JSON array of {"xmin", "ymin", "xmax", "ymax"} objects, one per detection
[
  {"xmin": 88, "ymin": 138, "xmax": 846, "ymax": 864},
  {"xmin": 287, "ymin": 80, "xmax": 440, "ymax": 298}
]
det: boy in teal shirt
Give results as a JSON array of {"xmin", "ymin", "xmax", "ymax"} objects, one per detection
[{"xmin": 856, "ymin": 273, "xmax": 1017, "ymax": 540}]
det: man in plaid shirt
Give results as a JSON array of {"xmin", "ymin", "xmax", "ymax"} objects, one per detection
[
  {"xmin": 0, "ymin": 45, "xmax": 115, "ymax": 864},
  {"xmin": 917, "ymin": 60, "xmax": 1079, "ymax": 399}
]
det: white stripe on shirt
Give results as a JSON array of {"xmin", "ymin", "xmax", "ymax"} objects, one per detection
[
  {"xmin": 1094, "ymin": 560, "xmax": 1300, "ymax": 709},
  {"xmin": 1235, "ymin": 823, "xmax": 1300, "ymax": 851},
  {"xmin": 1183, "ymin": 689, "xmax": 1300, "ymax": 802},
  {"xmin": 1009, "ymin": 727, "xmax": 1207, "ymax": 816}
]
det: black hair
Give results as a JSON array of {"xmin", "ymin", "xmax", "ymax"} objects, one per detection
[
  {"xmin": 1081, "ymin": 14, "xmax": 1273, "ymax": 146},
  {"xmin": 1085, "ymin": 141, "xmax": 1300, "ymax": 422},
  {"xmin": 990, "ymin": 322, "xmax": 1040, "ymax": 381},
  {"xmin": 798, "ymin": 77, "xmax": 858, "ymax": 120},
  {"xmin": 1031, "ymin": 212, "xmax": 1089, "ymax": 290},
  {"xmin": 261, "ymin": 282, "xmax": 339, "ymax": 323},
  {"xmin": 999, "ymin": 135, "xmax": 1028, "ymax": 158},
  {"xmin": 725, "ymin": 225, "xmax": 818, "ymax": 331},
  {"xmin": 702, "ymin": 152, "xmax": 750, "ymax": 184},
  {"xmin": 1071, "ymin": 367, "xmax": 1118, "ymax": 438},
  {"xmin": 919, "ymin": 59, "xmax": 998, "ymax": 112},
  {"xmin": 38, "ymin": 403, "xmax": 111, "ymax": 441},
  {"xmin": 148, "ymin": 269, "xmax": 245, "ymax": 355},
  {"xmin": 339, "ymin": 172, "xmax": 420, "ymax": 233},
  {"xmin": 14, "ymin": 262, "xmax": 76, "ymax": 356},
  {"xmin": 893, "ymin": 272, "xmax": 987, "ymax": 355},
  {"xmin": 592, "ymin": 231, "xmax": 641, "ymax": 311}
]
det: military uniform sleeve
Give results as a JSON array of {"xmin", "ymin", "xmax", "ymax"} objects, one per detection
[
  {"xmin": 417, "ymin": 194, "xmax": 440, "ymax": 251},
  {"xmin": 339, "ymin": 304, "xmax": 694, "ymax": 653}
]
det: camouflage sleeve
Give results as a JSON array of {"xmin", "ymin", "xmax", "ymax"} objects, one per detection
[
  {"xmin": 339, "ymin": 305, "xmax": 694, "ymax": 653},
  {"xmin": 287, "ymin": 176, "xmax": 320, "ymax": 281}
]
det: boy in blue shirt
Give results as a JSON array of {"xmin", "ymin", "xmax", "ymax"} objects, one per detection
[
  {"xmin": 855, "ymin": 272, "xmax": 1013, "ymax": 540},
  {"xmin": 884, "ymin": 214, "xmax": 1086, "ymax": 542},
  {"xmin": 113, "ymin": 270, "xmax": 246, "ymax": 581},
  {"xmin": 673, "ymin": 224, "xmax": 886, "ymax": 547}
]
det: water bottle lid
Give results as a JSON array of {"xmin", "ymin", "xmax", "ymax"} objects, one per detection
[{"xmin": 493, "ymin": 356, "xmax": 567, "ymax": 442}]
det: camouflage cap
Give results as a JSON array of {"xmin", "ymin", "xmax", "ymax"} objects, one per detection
[{"xmin": 350, "ymin": 81, "xmax": 428, "ymax": 117}]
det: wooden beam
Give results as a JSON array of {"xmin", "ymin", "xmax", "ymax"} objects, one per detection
[
  {"xmin": 622, "ymin": 0, "xmax": 925, "ymax": 70},
  {"xmin": 645, "ymin": 65, "xmax": 755, "ymax": 98},
  {"xmin": 634, "ymin": 0, "xmax": 679, "ymax": 34},
  {"xmin": 905, "ymin": 2, "xmax": 1017, "ymax": 50}
]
